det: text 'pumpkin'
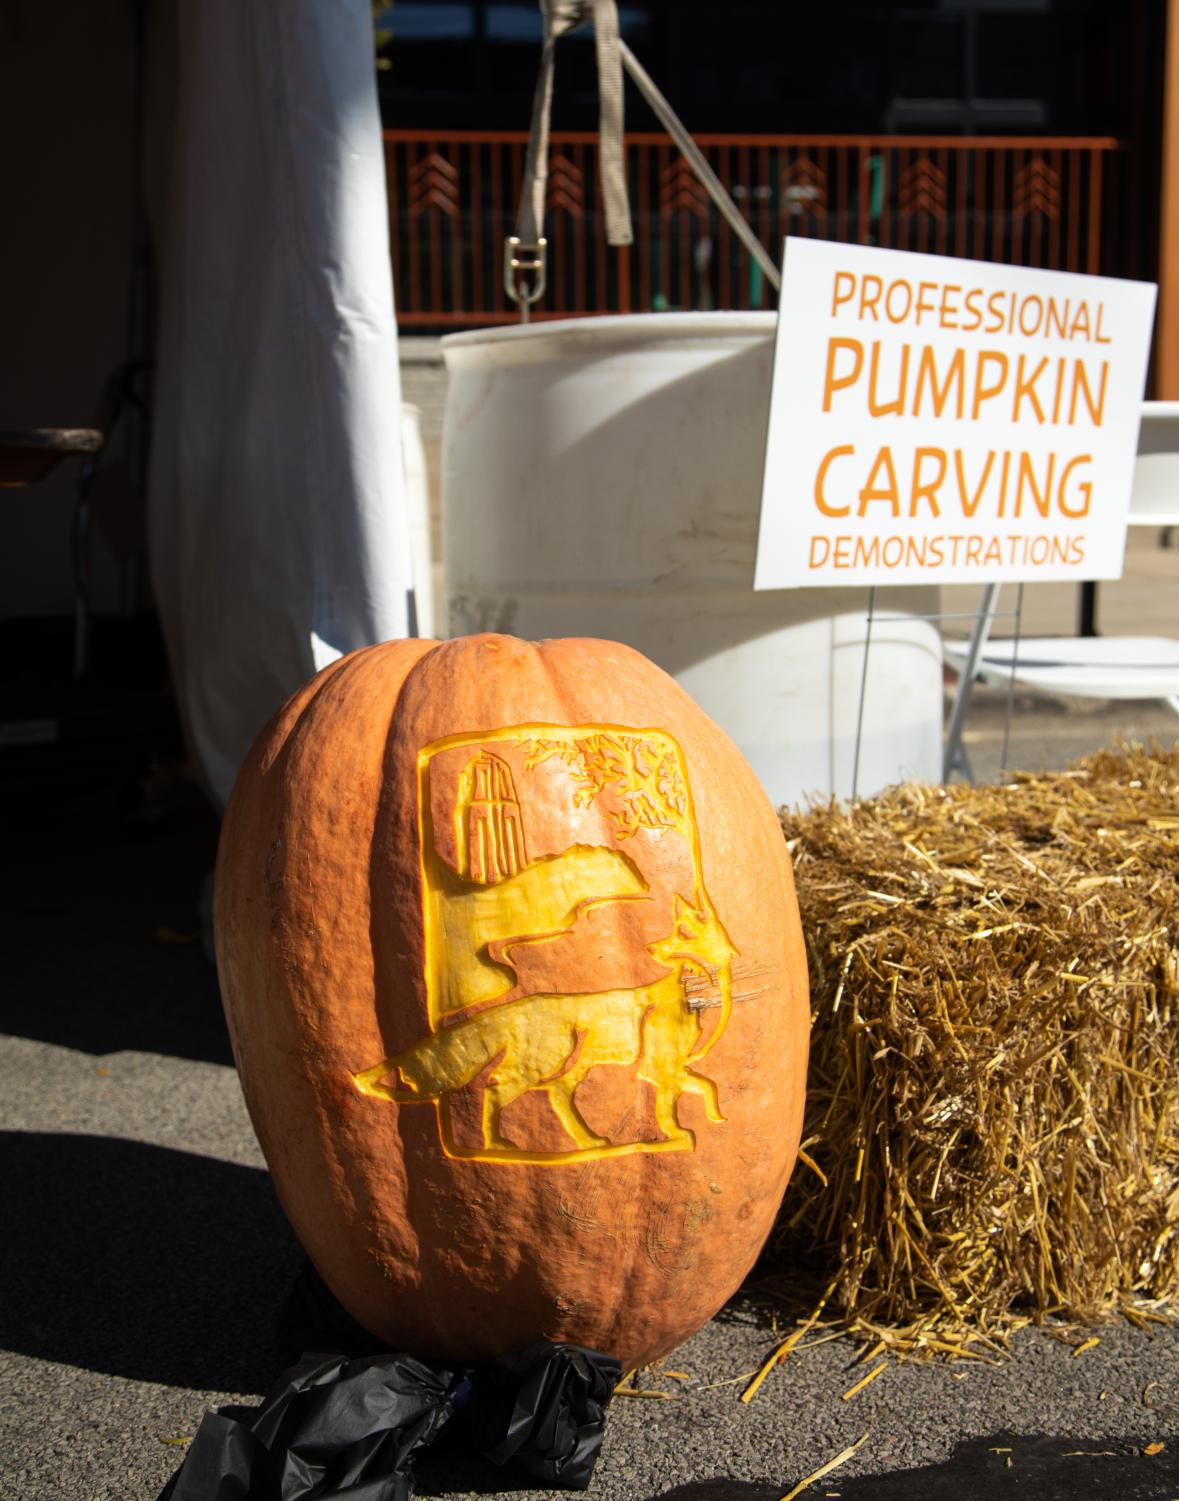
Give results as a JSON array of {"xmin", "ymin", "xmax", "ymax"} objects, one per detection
[{"xmin": 214, "ymin": 635, "xmax": 809, "ymax": 1370}]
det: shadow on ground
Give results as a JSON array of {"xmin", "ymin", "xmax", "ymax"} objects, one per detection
[
  {"xmin": 615, "ymin": 1440, "xmax": 1179, "ymax": 1501},
  {"xmin": 628, "ymin": 1485, "xmax": 781, "ymax": 1501},
  {"xmin": 0, "ymin": 1131, "xmax": 302, "ymax": 1392},
  {"xmin": 0, "ymin": 774, "xmax": 230, "ymax": 1065},
  {"xmin": 818, "ymin": 1434, "xmax": 1177, "ymax": 1500}
]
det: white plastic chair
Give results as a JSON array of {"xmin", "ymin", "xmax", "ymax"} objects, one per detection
[{"xmin": 943, "ymin": 402, "xmax": 1179, "ymax": 776}]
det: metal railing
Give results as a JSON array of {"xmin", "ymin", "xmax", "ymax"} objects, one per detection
[{"xmin": 384, "ymin": 130, "xmax": 1122, "ymax": 327}]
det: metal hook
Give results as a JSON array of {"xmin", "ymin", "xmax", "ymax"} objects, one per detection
[{"xmin": 504, "ymin": 236, "xmax": 548, "ymax": 323}]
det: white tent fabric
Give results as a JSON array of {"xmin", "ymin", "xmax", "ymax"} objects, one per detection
[{"xmin": 149, "ymin": 0, "xmax": 409, "ymax": 807}]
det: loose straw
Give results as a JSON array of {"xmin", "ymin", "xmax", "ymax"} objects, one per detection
[{"xmin": 779, "ymin": 1433, "xmax": 870, "ymax": 1501}]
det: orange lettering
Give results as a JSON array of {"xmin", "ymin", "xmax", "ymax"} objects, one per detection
[
  {"xmin": 867, "ymin": 341, "xmax": 910, "ymax": 416},
  {"xmin": 1068, "ymin": 361, "xmax": 1108, "ymax": 427},
  {"xmin": 1058, "ymin": 453, "xmax": 1093, "ymax": 517},
  {"xmin": 971, "ymin": 351, "xmax": 1009, "ymax": 418},
  {"xmin": 885, "ymin": 278, "xmax": 914, "ymax": 323},
  {"xmin": 1094, "ymin": 302, "xmax": 1111, "ymax": 344},
  {"xmin": 822, "ymin": 338, "xmax": 864, "ymax": 411},
  {"xmin": 910, "ymin": 447, "xmax": 946, "ymax": 517},
  {"xmin": 1014, "ymin": 452, "xmax": 1055, "ymax": 518},
  {"xmin": 1013, "ymin": 355, "xmax": 1048, "ymax": 424},
  {"xmin": 913, "ymin": 346, "xmax": 965, "ymax": 418},
  {"xmin": 831, "ymin": 270, "xmax": 857, "ymax": 316},
  {"xmin": 858, "ymin": 446, "xmax": 900, "ymax": 517},
  {"xmin": 814, "ymin": 444, "xmax": 854, "ymax": 516},
  {"xmin": 954, "ymin": 450, "xmax": 995, "ymax": 519}
]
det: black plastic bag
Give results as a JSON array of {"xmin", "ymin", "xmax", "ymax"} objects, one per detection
[
  {"xmin": 159, "ymin": 1334, "xmax": 619, "ymax": 1500},
  {"xmin": 467, "ymin": 1342, "xmax": 620, "ymax": 1490},
  {"xmin": 162, "ymin": 1351, "xmax": 459, "ymax": 1501}
]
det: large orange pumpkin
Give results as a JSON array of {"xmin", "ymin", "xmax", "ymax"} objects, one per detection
[{"xmin": 215, "ymin": 634, "xmax": 809, "ymax": 1371}]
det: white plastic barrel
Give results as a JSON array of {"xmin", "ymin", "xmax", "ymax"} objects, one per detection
[{"xmin": 441, "ymin": 313, "xmax": 943, "ymax": 807}]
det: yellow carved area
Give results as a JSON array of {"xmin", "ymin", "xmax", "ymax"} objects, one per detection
[
  {"xmin": 455, "ymin": 751, "xmax": 528, "ymax": 882},
  {"xmin": 523, "ymin": 731, "xmax": 690, "ymax": 840},
  {"xmin": 424, "ymin": 844, "xmax": 648, "ymax": 1015},
  {"xmin": 354, "ymin": 966, "xmax": 727, "ymax": 1165},
  {"xmin": 353, "ymin": 724, "xmax": 738, "ymax": 1164}
]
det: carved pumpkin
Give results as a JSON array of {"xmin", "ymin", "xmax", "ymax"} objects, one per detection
[{"xmin": 215, "ymin": 634, "xmax": 809, "ymax": 1370}]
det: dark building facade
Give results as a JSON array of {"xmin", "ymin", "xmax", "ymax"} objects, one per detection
[{"xmin": 378, "ymin": 0, "xmax": 1163, "ymax": 144}]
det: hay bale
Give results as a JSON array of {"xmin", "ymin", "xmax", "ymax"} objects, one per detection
[{"xmin": 772, "ymin": 744, "xmax": 1179, "ymax": 1353}]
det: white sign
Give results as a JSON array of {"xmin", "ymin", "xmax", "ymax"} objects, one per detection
[{"xmin": 755, "ymin": 239, "xmax": 1157, "ymax": 590}]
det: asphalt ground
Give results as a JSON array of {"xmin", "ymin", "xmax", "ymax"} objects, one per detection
[{"xmin": 5, "ymin": 677, "xmax": 1179, "ymax": 1501}]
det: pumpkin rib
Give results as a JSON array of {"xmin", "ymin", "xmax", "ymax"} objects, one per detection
[
  {"xmin": 318, "ymin": 642, "xmax": 440, "ymax": 1291},
  {"xmin": 219, "ymin": 642, "xmax": 438, "ymax": 1325},
  {"xmin": 315, "ymin": 642, "xmax": 442, "ymax": 1305},
  {"xmin": 366, "ymin": 637, "xmax": 445, "ymax": 1064},
  {"xmin": 531, "ymin": 637, "xmax": 722, "ymax": 1358},
  {"xmin": 254, "ymin": 644, "xmax": 381, "ymax": 779}
]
